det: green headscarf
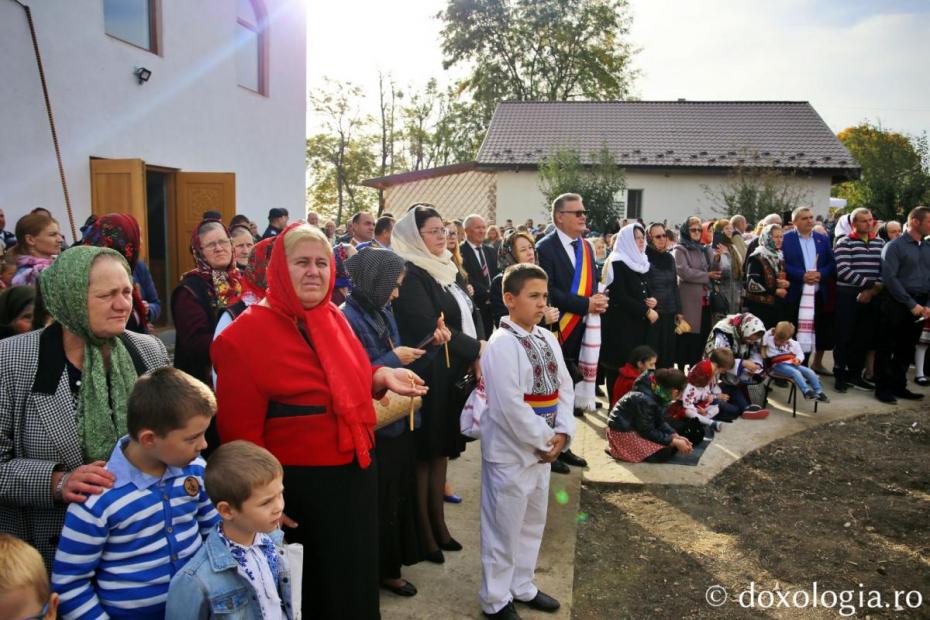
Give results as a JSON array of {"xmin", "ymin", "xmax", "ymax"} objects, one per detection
[{"xmin": 39, "ymin": 246, "xmax": 139, "ymax": 462}]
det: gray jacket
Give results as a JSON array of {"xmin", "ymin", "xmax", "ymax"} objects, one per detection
[{"xmin": 0, "ymin": 324, "xmax": 169, "ymax": 569}]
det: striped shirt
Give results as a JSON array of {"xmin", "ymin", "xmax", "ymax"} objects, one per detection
[
  {"xmin": 834, "ymin": 232, "xmax": 884, "ymax": 289},
  {"xmin": 52, "ymin": 437, "xmax": 219, "ymax": 619}
]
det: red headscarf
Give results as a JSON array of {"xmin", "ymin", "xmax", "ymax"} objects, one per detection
[
  {"xmin": 241, "ymin": 236, "xmax": 275, "ymax": 302},
  {"xmin": 265, "ymin": 223, "xmax": 376, "ymax": 468},
  {"xmin": 687, "ymin": 359, "xmax": 714, "ymax": 388},
  {"xmin": 82, "ymin": 213, "xmax": 148, "ymax": 330},
  {"xmin": 183, "ymin": 219, "xmax": 242, "ymax": 310}
]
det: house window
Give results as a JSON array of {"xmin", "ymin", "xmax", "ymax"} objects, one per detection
[
  {"xmin": 626, "ymin": 189, "xmax": 643, "ymax": 220},
  {"xmin": 103, "ymin": 0, "xmax": 157, "ymax": 53},
  {"xmin": 236, "ymin": 0, "xmax": 267, "ymax": 94}
]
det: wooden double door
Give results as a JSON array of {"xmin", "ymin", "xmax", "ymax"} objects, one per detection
[{"xmin": 89, "ymin": 158, "xmax": 235, "ymax": 325}]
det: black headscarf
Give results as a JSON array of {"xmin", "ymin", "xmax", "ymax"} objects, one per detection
[
  {"xmin": 678, "ymin": 219, "xmax": 705, "ymax": 252},
  {"xmin": 0, "ymin": 285, "xmax": 35, "ymax": 339},
  {"xmin": 345, "ymin": 247, "xmax": 407, "ymax": 342}
]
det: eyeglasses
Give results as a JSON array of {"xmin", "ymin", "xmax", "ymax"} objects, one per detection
[
  {"xmin": 420, "ymin": 227, "xmax": 449, "ymax": 238},
  {"xmin": 652, "ymin": 233, "xmax": 667, "ymax": 239},
  {"xmin": 202, "ymin": 239, "xmax": 231, "ymax": 252},
  {"xmin": 688, "ymin": 227, "xmax": 702, "ymax": 233},
  {"xmin": 560, "ymin": 210, "xmax": 587, "ymax": 217}
]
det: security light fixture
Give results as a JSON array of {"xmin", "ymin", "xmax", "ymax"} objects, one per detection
[{"xmin": 134, "ymin": 66, "xmax": 152, "ymax": 84}]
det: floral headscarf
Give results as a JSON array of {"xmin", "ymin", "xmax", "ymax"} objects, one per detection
[
  {"xmin": 241, "ymin": 236, "xmax": 275, "ymax": 303},
  {"xmin": 39, "ymin": 247, "xmax": 139, "ymax": 462},
  {"xmin": 750, "ymin": 224, "xmax": 783, "ymax": 273},
  {"xmin": 182, "ymin": 219, "xmax": 242, "ymax": 310},
  {"xmin": 82, "ymin": 213, "xmax": 148, "ymax": 330}
]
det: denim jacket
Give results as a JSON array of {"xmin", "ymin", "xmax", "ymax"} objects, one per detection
[{"xmin": 165, "ymin": 527, "xmax": 294, "ymax": 620}]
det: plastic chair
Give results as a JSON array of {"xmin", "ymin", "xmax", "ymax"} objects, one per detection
[{"xmin": 764, "ymin": 372, "xmax": 818, "ymax": 418}]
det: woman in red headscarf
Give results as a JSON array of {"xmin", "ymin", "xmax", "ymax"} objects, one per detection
[
  {"xmin": 170, "ymin": 219, "xmax": 241, "ymax": 386},
  {"xmin": 211, "ymin": 223, "xmax": 427, "ymax": 619},
  {"xmin": 81, "ymin": 213, "xmax": 153, "ymax": 333}
]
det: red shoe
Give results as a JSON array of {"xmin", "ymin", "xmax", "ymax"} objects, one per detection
[{"xmin": 741, "ymin": 408, "xmax": 770, "ymax": 420}]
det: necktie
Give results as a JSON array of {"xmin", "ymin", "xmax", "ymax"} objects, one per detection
[{"xmin": 476, "ymin": 245, "xmax": 489, "ymax": 282}]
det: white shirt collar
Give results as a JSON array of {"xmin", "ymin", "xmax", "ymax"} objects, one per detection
[
  {"xmin": 500, "ymin": 316, "xmax": 543, "ymax": 338},
  {"xmin": 556, "ymin": 227, "xmax": 578, "ymax": 247}
]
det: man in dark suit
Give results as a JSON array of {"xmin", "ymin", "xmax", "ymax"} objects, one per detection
[
  {"xmin": 262, "ymin": 208, "xmax": 289, "ymax": 240},
  {"xmin": 782, "ymin": 206, "xmax": 836, "ymax": 372},
  {"xmin": 536, "ymin": 193, "xmax": 608, "ymax": 472},
  {"xmin": 460, "ymin": 214, "xmax": 499, "ymax": 334}
]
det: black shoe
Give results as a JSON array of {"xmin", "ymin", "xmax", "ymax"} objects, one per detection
[
  {"xmin": 851, "ymin": 374, "xmax": 875, "ymax": 391},
  {"xmin": 803, "ymin": 390, "xmax": 817, "ymax": 400},
  {"xmin": 893, "ymin": 389, "xmax": 925, "ymax": 401},
  {"xmin": 875, "ymin": 391, "xmax": 898, "ymax": 404},
  {"xmin": 382, "ymin": 579, "xmax": 417, "ymax": 597},
  {"xmin": 424, "ymin": 549, "xmax": 445, "ymax": 564},
  {"xmin": 517, "ymin": 591, "xmax": 561, "ymax": 613},
  {"xmin": 915, "ymin": 376, "xmax": 930, "ymax": 387},
  {"xmin": 816, "ymin": 392, "xmax": 830, "ymax": 403},
  {"xmin": 573, "ymin": 407, "xmax": 584, "ymax": 418},
  {"xmin": 558, "ymin": 449, "xmax": 588, "ymax": 468},
  {"xmin": 438, "ymin": 537, "xmax": 462, "ymax": 552},
  {"xmin": 835, "ymin": 381, "xmax": 848, "ymax": 394},
  {"xmin": 550, "ymin": 460, "xmax": 570, "ymax": 475},
  {"xmin": 484, "ymin": 602, "xmax": 521, "ymax": 619}
]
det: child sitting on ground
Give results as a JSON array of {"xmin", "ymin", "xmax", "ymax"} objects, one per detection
[
  {"xmin": 166, "ymin": 440, "xmax": 294, "ymax": 619},
  {"xmin": 763, "ymin": 321, "xmax": 830, "ymax": 403},
  {"xmin": 606, "ymin": 368, "xmax": 699, "ymax": 463},
  {"xmin": 0, "ymin": 534, "xmax": 58, "ymax": 620},
  {"xmin": 479, "ymin": 264, "xmax": 575, "ymax": 619},
  {"xmin": 52, "ymin": 367, "xmax": 220, "ymax": 620},
  {"xmin": 610, "ymin": 345, "xmax": 657, "ymax": 406},
  {"xmin": 678, "ymin": 350, "xmax": 745, "ymax": 432}
]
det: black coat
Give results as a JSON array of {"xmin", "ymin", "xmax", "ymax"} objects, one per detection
[
  {"xmin": 646, "ymin": 246, "xmax": 682, "ymax": 315},
  {"xmin": 459, "ymin": 241, "xmax": 498, "ymax": 305},
  {"xmin": 392, "ymin": 264, "xmax": 483, "ymax": 459},
  {"xmin": 606, "ymin": 372, "xmax": 675, "ymax": 445},
  {"xmin": 600, "ymin": 261, "xmax": 653, "ymax": 371}
]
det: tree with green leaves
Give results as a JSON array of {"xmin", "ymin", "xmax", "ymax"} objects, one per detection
[
  {"xmin": 438, "ymin": 0, "xmax": 638, "ymax": 126},
  {"xmin": 703, "ymin": 166, "xmax": 811, "ymax": 226},
  {"xmin": 538, "ymin": 147, "xmax": 625, "ymax": 233},
  {"xmin": 833, "ymin": 123, "xmax": 930, "ymax": 221},
  {"xmin": 306, "ymin": 79, "xmax": 378, "ymax": 224}
]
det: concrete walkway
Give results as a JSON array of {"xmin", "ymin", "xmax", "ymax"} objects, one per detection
[
  {"xmin": 381, "ymin": 441, "xmax": 583, "ymax": 620},
  {"xmin": 575, "ymin": 370, "xmax": 930, "ymax": 486}
]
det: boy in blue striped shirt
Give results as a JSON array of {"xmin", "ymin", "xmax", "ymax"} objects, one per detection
[{"xmin": 52, "ymin": 368, "xmax": 220, "ymax": 620}]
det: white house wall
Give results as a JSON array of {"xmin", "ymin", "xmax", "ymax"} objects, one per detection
[
  {"xmin": 0, "ymin": 0, "xmax": 306, "ymax": 236},
  {"xmin": 494, "ymin": 169, "xmax": 833, "ymax": 227}
]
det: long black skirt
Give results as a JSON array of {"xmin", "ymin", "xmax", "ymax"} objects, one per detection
[
  {"xmin": 283, "ymin": 460, "xmax": 380, "ymax": 620},
  {"xmin": 375, "ymin": 431, "xmax": 420, "ymax": 578},
  {"xmin": 648, "ymin": 312, "xmax": 678, "ymax": 369}
]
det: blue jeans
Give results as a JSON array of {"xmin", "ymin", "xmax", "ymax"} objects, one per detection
[{"xmin": 771, "ymin": 363, "xmax": 822, "ymax": 394}]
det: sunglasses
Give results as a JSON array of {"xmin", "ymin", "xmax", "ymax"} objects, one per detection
[
  {"xmin": 652, "ymin": 233, "xmax": 667, "ymax": 239},
  {"xmin": 688, "ymin": 227, "xmax": 702, "ymax": 233},
  {"xmin": 560, "ymin": 210, "xmax": 587, "ymax": 217}
]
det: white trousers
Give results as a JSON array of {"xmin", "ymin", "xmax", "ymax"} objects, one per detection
[{"xmin": 479, "ymin": 459, "xmax": 550, "ymax": 614}]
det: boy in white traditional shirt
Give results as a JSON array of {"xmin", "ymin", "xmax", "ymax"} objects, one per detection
[
  {"xmin": 763, "ymin": 321, "xmax": 830, "ymax": 402},
  {"xmin": 479, "ymin": 264, "xmax": 575, "ymax": 620}
]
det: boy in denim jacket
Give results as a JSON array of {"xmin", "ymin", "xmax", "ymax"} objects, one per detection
[{"xmin": 167, "ymin": 441, "xmax": 293, "ymax": 619}]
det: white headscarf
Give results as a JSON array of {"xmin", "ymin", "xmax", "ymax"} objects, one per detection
[
  {"xmin": 391, "ymin": 208, "xmax": 459, "ymax": 286},
  {"xmin": 834, "ymin": 213, "xmax": 852, "ymax": 239},
  {"xmin": 602, "ymin": 223, "xmax": 650, "ymax": 287}
]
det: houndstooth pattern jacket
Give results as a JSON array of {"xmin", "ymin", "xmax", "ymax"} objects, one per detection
[{"xmin": 0, "ymin": 324, "xmax": 169, "ymax": 570}]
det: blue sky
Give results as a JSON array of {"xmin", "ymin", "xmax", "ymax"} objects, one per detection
[{"xmin": 306, "ymin": 0, "xmax": 930, "ymax": 139}]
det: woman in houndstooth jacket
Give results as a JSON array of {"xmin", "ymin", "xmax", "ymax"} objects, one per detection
[{"xmin": 0, "ymin": 246, "xmax": 168, "ymax": 570}]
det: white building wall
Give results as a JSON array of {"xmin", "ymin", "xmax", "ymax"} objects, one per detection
[
  {"xmin": 494, "ymin": 169, "xmax": 833, "ymax": 227},
  {"xmin": 0, "ymin": 0, "xmax": 306, "ymax": 237}
]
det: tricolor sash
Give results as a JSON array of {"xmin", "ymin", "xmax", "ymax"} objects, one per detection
[
  {"xmin": 557, "ymin": 238, "xmax": 595, "ymax": 345},
  {"xmin": 524, "ymin": 392, "xmax": 559, "ymax": 428}
]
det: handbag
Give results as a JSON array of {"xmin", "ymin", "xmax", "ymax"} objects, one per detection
[
  {"xmin": 373, "ymin": 392, "xmax": 422, "ymax": 430},
  {"xmin": 459, "ymin": 377, "xmax": 487, "ymax": 439},
  {"xmin": 709, "ymin": 282, "xmax": 730, "ymax": 314},
  {"xmin": 452, "ymin": 372, "xmax": 478, "ymax": 404}
]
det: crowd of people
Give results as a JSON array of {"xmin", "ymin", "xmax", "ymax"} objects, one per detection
[{"xmin": 0, "ymin": 196, "xmax": 928, "ymax": 620}]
